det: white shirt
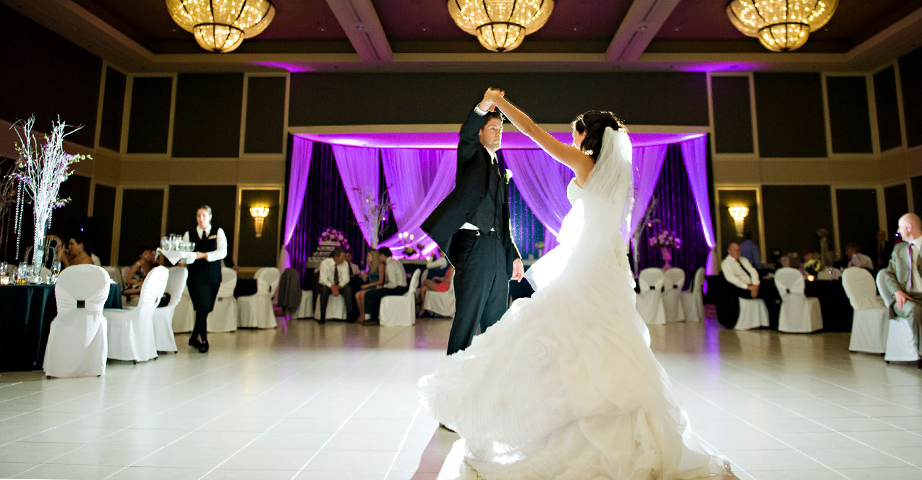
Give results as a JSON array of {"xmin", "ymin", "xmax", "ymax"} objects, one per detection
[
  {"xmin": 183, "ymin": 226, "xmax": 227, "ymax": 263},
  {"xmin": 426, "ymin": 257, "xmax": 448, "ymax": 269},
  {"xmin": 721, "ymin": 255, "xmax": 759, "ymax": 290},
  {"xmin": 462, "ymin": 106, "xmax": 498, "ymax": 232},
  {"xmin": 383, "ymin": 258, "xmax": 407, "ymax": 289},
  {"xmin": 350, "ymin": 262, "xmax": 360, "ymax": 277},
  {"xmin": 848, "ymin": 253, "xmax": 874, "ymax": 270},
  {"xmin": 318, "ymin": 258, "xmax": 349, "ymax": 288}
]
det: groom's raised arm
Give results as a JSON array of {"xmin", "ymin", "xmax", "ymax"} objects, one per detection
[{"xmin": 458, "ymin": 105, "xmax": 487, "ymax": 163}]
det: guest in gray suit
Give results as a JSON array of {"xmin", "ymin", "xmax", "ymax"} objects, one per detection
[{"xmin": 880, "ymin": 213, "xmax": 922, "ymax": 356}]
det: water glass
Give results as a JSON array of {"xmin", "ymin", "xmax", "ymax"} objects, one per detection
[
  {"xmin": 160, "ymin": 236, "xmax": 169, "ymax": 250},
  {"xmin": 51, "ymin": 260, "xmax": 62, "ymax": 277}
]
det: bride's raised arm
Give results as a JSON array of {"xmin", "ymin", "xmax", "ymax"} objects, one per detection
[{"xmin": 484, "ymin": 88, "xmax": 595, "ymax": 185}]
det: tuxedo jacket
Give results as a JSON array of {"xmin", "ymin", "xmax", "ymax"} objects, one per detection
[{"xmin": 422, "ymin": 108, "xmax": 520, "ymax": 277}]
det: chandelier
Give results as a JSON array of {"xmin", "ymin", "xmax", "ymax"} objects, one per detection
[
  {"xmin": 165, "ymin": 0, "xmax": 276, "ymax": 53},
  {"xmin": 447, "ymin": 0, "xmax": 554, "ymax": 53},
  {"xmin": 726, "ymin": 0, "xmax": 838, "ymax": 52}
]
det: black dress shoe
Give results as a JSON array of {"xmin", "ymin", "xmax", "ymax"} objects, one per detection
[
  {"xmin": 188, "ymin": 337, "xmax": 202, "ymax": 349},
  {"xmin": 318, "ymin": 318, "xmax": 326, "ymax": 324},
  {"xmin": 198, "ymin": 341, "xmax": 209, "ymax": 353}
]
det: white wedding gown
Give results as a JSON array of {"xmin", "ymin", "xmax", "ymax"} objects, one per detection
[{"xmin": 419, "ymin": 128, "xmax": 733, "ymax": 479}]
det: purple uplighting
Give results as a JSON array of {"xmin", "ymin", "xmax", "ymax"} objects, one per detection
[{"xmin": 251, "ymin": 61, "xmax": 312, "ymax": 72}]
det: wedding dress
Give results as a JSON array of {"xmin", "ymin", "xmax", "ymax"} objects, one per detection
[{"xmin": 419, "ymin": 128, "xmax": 733, "ymax": 479}]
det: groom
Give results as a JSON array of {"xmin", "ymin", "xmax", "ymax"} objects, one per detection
[{"xmin": 423, "ymin": 89, "xmax": 524, "ymax": 355}]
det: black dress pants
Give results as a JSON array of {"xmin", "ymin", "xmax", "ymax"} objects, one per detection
[
  {"xmin": 447, "ymin": 230, "xmax": 508, "ymax": 355},
  {"xmin": 363, "ymin": 286, "xmax": 408, "ymax": 321},
  {"xmin": 188, "ymin": 282, "xmax": 219, "ymax": 342}
]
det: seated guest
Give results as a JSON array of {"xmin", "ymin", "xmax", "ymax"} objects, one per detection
[
  {"xmin": 880, "ymin": 213, "xmax": 922, "ymax": 357},
  {"xmin": 362, "ymin": 247, "xmax": 407, "ymax": 325},
  {"xmin": 316, "ymin": 247, "xmax": 353, "ymax": 324},
  {"xmin": 355, "ymin": 251, "xmax": 386, "ymax": 322},
  {"xmin": 418, "ymin": 265, "xmax": 454, "ymax": 317},
  {"xmin": 738, "ymin": 230, "xmax": 763, "ymax": 270},
  {"xmin": 876, "ymin": 229, "xmax": 894, "ymax": 270},
  {"xmin": 123, "ymin": 246, "xmax": 159, "ymax": 302},
  {"xmin": 721, "ymin": 242, "xmax": 759, "ymax": 299},
  {"xmin": 845, "ymin": 242, "xmax": 874, "ymax": 270},
  {"xmin": 345, "ymin": 251, "xmax": 361, "ymax": 277},
  {"xmin": 52, "ymin": 233, "xmax": 94, "ymax": 268}
]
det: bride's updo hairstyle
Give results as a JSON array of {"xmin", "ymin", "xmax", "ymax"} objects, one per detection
[{"xmin": 572, "ymin": 110, "xmax": 626, "ymax": 162}]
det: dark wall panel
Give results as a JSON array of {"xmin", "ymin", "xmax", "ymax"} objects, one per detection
[
  {"xmin": 99, "ymin": 67, "xmax": 126, "ymax": 151},
  {"xmin": 762, "ymin": 185, "xmax": 833, "ymax": 256},
  {"xmin": 172, "ymin": 74, "xmax": 244, "ymax": 158},
  {"xmin": 826, "ymin": 76, "xmax": 873, "ymax": 153},
  {"xmin": 119, "ymin": 189, "xmax": 164, "ymax": 265},
  {"xmin": 290, "ymin": 72, "xmax": 710, "ymax": 126},
  {"xmin": 51, "ymin": 175, "xmax": 91, "ymax": 240},
  {"xmin": 884, "ymin": 183, "xmax": 909, "ymax": 238},
  {"xmin": 244, "ymin": 77, "xmax": 286, "ymax": 154},
  {"xmin": 835, "ymin": 189, "xmax": 879, "ymax": 259},
  {"xmin": 165, "ymin": 186, "xmax": 237, "ymax": 260},
  {"xmin": 754, "ymin": 73, "xmax": 827, "ymax": 157},
  {"xmin": 717, "ymin": 189, "xmax": 760, "ymax": 253},
  {"xmin": 874, "ymin": 66, "xmax": 903, "ymax": 151},
  {"xmin": 899, "ymin": 46, "xmax": 922, "ymax": 148},
  {"xmin": 127, "ymin": 77, "xmax": 173, "ymax": 153},
  {"xmin": 711, "ymin": 76, "xmax": 754, "ymax": 154},
  {"xmin": 93, "ymin": 185, "xmax": 116, "ymax": 265},
  {"xmin": 238, "ymin": 189, "xmax": 280, "ymax": 267},
  {"xmin": 0, "ymin": 4, "xmax": 101, "ymax": 147},
  {"xmin": 913, "ymin": 176, "xmax": 922, "ymax": 216}
]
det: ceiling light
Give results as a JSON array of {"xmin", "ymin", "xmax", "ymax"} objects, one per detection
[
  {"xmin": 165, "ymin": 0, "xmax": 275, "ymax": 53},
  {"xmin": 726, "ymin": 0, "xmax": 838, "ymax": 52},
  {"xmin": 447, "ymin": 0, "xmax": 554, "ymax": 52}
]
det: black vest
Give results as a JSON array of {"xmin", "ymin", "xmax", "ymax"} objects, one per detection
[
  {"xmin": 467, "ymin": 158, "xmax": 504, "ymax": 232},
  {"xmin": 187, "ymin": 227, "xmax": 221, "ymax": 284}
]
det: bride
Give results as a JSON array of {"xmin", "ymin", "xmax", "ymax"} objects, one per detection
[{"xmin": 419, "ymin": 88, "xmax": 735, "ymax": 480}]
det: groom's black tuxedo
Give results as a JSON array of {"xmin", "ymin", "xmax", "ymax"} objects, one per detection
[{"xmin": 422, "ymin": 107, "xmax": 520, "ymax": 355}]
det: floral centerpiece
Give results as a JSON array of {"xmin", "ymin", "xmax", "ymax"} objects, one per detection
[
  {"xmin": 649, "ymin": 230, "xmax": 682, "ymax": 269},
  {"xmin": 319, "ymin": 227, "xmax": 350, "ymax": 251},
  {"xmin": 803, "ymin": 259, "xmax": 824, "ymax": 277},
  {"xmin": 11, "ymin": 116, "xmax": 89, "ymax": 276}
]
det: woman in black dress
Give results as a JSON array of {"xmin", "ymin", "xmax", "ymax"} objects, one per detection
[{"xmin": 184, "ymin": 205, "xmax": 227, "ymax": 353}]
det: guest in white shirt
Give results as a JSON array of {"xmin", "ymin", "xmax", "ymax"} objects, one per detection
[
  {"xmin": 721, "ymin": 242, "xmax": 760, "ymax": 299},
  {"xmin": 361, "ymin": 247, "xmax": 408, "ymax": 325},
  {"xmin": 345, "ymin": 251, "xmax": 361, "ymax": 277},
  {"xmin": 845, "ymin": 243, "xmax": 874, "ymax": 270},
  {"xmin": 316, "ymin": 247, "xmax": 352, "ymax": 324}
]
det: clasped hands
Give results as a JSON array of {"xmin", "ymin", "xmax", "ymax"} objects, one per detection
[
  {"xmin": 478, "ymin": 87, "xmax": 505, "ymax": 112},
  {"xmin": 747, "ymin": 284, "xmax": 759, "ymax": 299}
]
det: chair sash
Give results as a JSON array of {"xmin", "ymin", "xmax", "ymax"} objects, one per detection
[{"xmin": 55, "ymin": 282, "xmax": 109, "ymax": 347}]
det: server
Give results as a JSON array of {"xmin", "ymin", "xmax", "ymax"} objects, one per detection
[{"xmin": 183, "ymin": 205, "xmax": 227, "ymax": 353}]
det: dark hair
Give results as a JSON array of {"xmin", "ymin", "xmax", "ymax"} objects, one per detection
[
  {"xmin": 743, "ymin": 230, "xmax": 753, "ymax": 241},
  {"xmin": 481, "ymin": 110, "xmax": 504, "ymax": 129},
  {"xmin": 332, "ymin": 247, "xmax": 345, "ymax": 258},
  {"xmin": 70, "ymin": 233, "xmax": 93, "ymax": 256},
  {"xmin": 572, "ymin": 110, "xmax": 626, "ymax": 161},
  {"xmin": 846, "ymin": 242, "xmax": 860, "ymax": 252},
  {"xmin": 137, "ymin": 245, "xmax": 152, "ymax": 256},
  {"xmin": 378, "ymin": 247, "xmax": 393, "ymax": 258}
]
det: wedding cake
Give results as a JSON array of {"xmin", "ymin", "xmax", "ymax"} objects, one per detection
[{"xmin": 310, "ymin": 228, "xmax": 350, "ymax": 264}]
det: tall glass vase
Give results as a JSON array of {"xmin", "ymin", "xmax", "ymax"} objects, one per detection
[{"xmin": 32, "ymin": 212, "xmax": 49, "ymax": 278}]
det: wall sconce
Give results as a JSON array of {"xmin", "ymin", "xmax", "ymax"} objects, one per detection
[
  {"xmin": 728, "ymin": 205, "xmax": 749, "ymax": 237},
  {"xmin": 249, "ymin": 206, "xmax": 269, "ymax": 238}
]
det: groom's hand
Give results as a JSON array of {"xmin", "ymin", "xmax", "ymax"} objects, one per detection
[
  {"xmin": 511, "ymin": 258, "xmax": 525, "ymax": 282},
  {"xmin": 479, "ymin": 87, "xmax": 505, "ymax": 112}
]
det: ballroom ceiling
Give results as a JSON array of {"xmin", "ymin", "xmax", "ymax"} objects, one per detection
[{"xmin": 6, "ymin": 0, "xmax": 922, "ymax": 72}]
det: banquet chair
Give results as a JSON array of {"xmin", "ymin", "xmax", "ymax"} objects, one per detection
[
  {"xmin": 208, "ymin": 267, "xmax": 238, "ymax": 332},
  {"xmin": 662, "ymin": 268, "xmax": 686, "ymax": 322},
  {"xmin": 238, "ymin": 267, "xmax": 281, "ymax": 329},
  {"xmin": 843, "ymin": 267, "xmax": 888, "ymax": 354},
  {"xmin": 875, "ymin": 271, "xmax": 921, "ymax": 364},
  {"xmin": 723, "ymin": 270, "xmax": 770, "ymax": 331},
  {"xmin": 775, "ymin": 268, "xmax": 823, "ymax": 333},
  {"xmin": 636, "ymin": 268, "xmax": 666, "ymax": 325},
  {"xmin": 423, "ymin": 275, "xmax": 456, "ymax": 317},
  {"xmin": 681, "ymin": 268, "xmax": 705, "ymax": 322},
  {"xmin": 381, "ymin": 270, "xmax": 422, "ymax": 327},
  {"xmin": 106, "ymin": 266, "xmax": 168, "ymax": 363},
  {"xmin": 43, "ymin": 265, "xmax": 111, "ymax": 378},
  {"xmin": 295, "ymin": 290, "xmax": 314, "ymax": 319},
  {"xmin": 314, "ymin": 290, "xmax": 347, "ymax": 320},
  {"xmin": 172, "ymin": 287, "xmax": 195, "ymax": 333},
  {"xmin": 104, "ymin": 266, "xmax": 124, "ymax": 286},
  {"xmin": 150, "ymin": 267, "xmax": 187, "ymax": 352}
]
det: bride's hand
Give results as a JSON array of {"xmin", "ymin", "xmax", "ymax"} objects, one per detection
[{"xmin": 479, "ymin": 87, "xmax": 505, "ymax": 111}]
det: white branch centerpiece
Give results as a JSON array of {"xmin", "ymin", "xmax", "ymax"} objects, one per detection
[
  {"xmin": 354, "ymin": 188, "xmax": 392, "ymax": 249},
  {"xmin": 11, "ymin": 116, "xmax": 90, "ymax": 276}
]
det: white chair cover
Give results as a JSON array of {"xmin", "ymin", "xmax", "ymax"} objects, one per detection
[
  {"xmin": 843, "ymin": 267, "xmax": 888, "ymax": 354},
  {"xmin": 121, "ymin": 266, "xmax": 131, "ymax": 285},
  {"xmin": 875, "ymin": 271, "xmax": 921, "ymax": 362},
  {"xmin": 636, "ymin": 268, "xmax": 666, "ymax": 325},
  {"xmin": 314, "ymin": 292, "xmax": 346, "ymax": 320},
  {"xmin": 172, "ymin": 287, "xmax": 195, "ymax": 333},
  {"xmin": 150, "ymin": 267, "xmax": 187, "ymax": 352},
  {"xmin": 734, "ymin": 298, "xmax": 770, "ymax": 330},
  {"xmin": 662, "ymin": 268, "xmax": 686, "ymax": 323},
  {"xmin": 774, "ymin": 268, "xmax": 823, "ymax": 333},
  {"xmin": 104, "ymin": 266, "xmax": 123, "ymax": 285},
  {"xmin": 681, "ymin": 268, "xmax": 705, "ymax": 322},
  {"xmin": 43, "ymin": 265, "xmax": 111, "ymax": 378},
  {"xmin": 106, "ymin": 266, "xmax": 168, "ymax": 362},
  {"xmin": 208, "ymin": 267, "xmax": 238, "ymax": 332},
  {"xmin": 295, "ymin": 290, "xmax": 313, "ymax": 318},
  {"xmin": 423, "ymin": 275, "xmax": 456, "ymax": 317},
  {"xmin": 381, "ymin": 270, "xmax": 421, "ymax": 327},
  {"xmin": 237, "ymin": 267, "xmax": 280, "ymax": 329}
]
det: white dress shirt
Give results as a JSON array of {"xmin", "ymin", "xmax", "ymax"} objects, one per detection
[
  {"xmin": 426, "ymin": 256, "xmax": 448, "ymax": 269},
  {"xmin": 462, "ymin": 106, "xmax": 498, "ymax": 232},
  {"xmin": 183, "ymin": 226, "xmax": 228, "ymax": 263},
  {"xmin": 318, "ymin": 258, "xmax": 349, "ymax": 288},
  {"xmin": 350, "ymin": 262, "xmax": 360, "ymax": 276},
  {"xmin": 848, "ymin": 253, "xmax": 874, "ymax": 270},
  {"xmin": 721, "ymin": 255, "xmax": 759, "ymax": 290},
  {"xmin": 383, "ymin": 258, "xmax": 408, "ymax": 289}
]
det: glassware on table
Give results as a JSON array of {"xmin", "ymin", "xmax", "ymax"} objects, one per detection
[
  {"xmin": 17, "ymin": 262, "xmax": 28, "ymax": 284},
  {"xmin": 161, "ymin": 236, "xmax": 170, "ymax": 250},
  {"xmin": 0, "ymin": 262, "xmax": 9, "ymax": 285},
  {"xmin": 51, "ymin": 260, "xmax": 62, "ymax": 277}
]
